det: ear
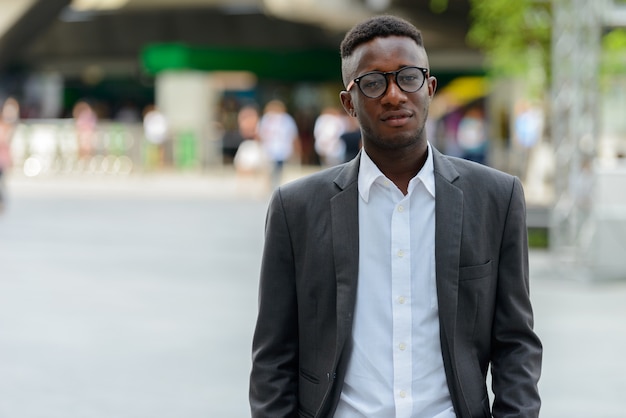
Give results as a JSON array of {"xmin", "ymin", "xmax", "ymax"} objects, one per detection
[
  {"xmin": 340, "ymin": 91, "xmax": 355, "ymax": 117},
  {"xmin": 427, "ymin": 76, "xmax": 437, "ymax": 99}
]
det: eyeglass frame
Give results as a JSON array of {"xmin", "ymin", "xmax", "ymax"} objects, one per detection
[{"xmin": 346, "ymin": 66, "xmax": 430, "ymax": 99}]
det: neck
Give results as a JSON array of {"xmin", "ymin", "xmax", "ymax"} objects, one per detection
[{"xmin": 366, "ymin": 143, "xmax": 428, "ymax": 195}]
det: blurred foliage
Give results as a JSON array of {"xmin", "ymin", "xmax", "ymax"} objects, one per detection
[
  {"xmin": 528, "ymin": 227, "xmax": 549, "ymax": 248},
  {"xmin": 468, "ymin": 0, "xmax": 626, "ymax": 87},
  {"xmin": 467, "ymin": 0, "xmax": 551, "ymax": 79},
  {"xmin": 602, "ymin": 28, "xmax": 626, "ymax": 76},
  {"xmin": 429, "ymin": 0, "xmax": 449, "ymax": 14}
]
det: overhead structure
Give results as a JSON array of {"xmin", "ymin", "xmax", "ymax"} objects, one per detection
[{"xmin": 0, "ymin": 0, "xmax": 71, "ymax": 70}]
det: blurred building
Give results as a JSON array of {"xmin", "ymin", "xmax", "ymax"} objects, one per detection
[
  {"xmin": 0, "ymin": 0, "xmax": 482, "ymax": 113},
  {"xmin": 3, "ymin": 1, "xmax": 626, "ymax": 278},
  {"xmin": 0, "ymin": 0, "xmax": 486, "ymax": 172}
]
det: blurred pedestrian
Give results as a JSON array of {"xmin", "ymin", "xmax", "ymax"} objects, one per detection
[
  {"xmin": 73, "ymin": 101, "xmax": 97, "ymax": 164},
  {"xmin": 250, "ymin": 15, "xmax": 542, "ymax": 418},
  {"xmin": 115, "ymin": 101, "xmax": 141, "ymax": 123},
  {"xmin": 234, "ymin": 105, "xmax": 267, "ymax": 177},
  {"xmin": 339, "ymin": 114, "xmax": 361, "ymax": 163},
  {"xmin": 142, "ymin": 104, "xmax": 169, "ymax": 169},
  {"xmin": 0, "ymin": 97, "xmax": 19, "ymax": 211},
  {"xmin": 314, "ymin": 106, "xmax": 347, "ymax": 167},
  {"xmin": 219, "ymin": 97, "xmax": 244, "ymax": 164},
  {"xmin": 258, "ymin": 100, "xmax": 298, "ymax": 189},
  {"xmin": 457, "ymin": 105, "xmax": 488, "ymax": 164}
]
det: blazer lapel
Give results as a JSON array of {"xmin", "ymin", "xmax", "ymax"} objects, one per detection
[
  {"xmin": 432, "ymin": 149, "xmax": 463, "ymax": 361},
  {"xmin": 330, "ymin": 158, "xmax": 360, "ymax": 361}
]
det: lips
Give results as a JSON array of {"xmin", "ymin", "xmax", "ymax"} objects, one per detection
[{"xmin": 381, "ymin": 110, "xmax": 413, "ymax": 126}]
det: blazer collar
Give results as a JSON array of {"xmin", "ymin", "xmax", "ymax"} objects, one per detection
[
  {"xmin": 334, "ymin": 147, "xmax": 458, "ymax": 185},
  {"xmin": 432, "ymin": 146, "xmax": 460, "ymax": 184},
  {"xmin": 333, "ymin": 153, "xmax": 360, "ymax": 191}
]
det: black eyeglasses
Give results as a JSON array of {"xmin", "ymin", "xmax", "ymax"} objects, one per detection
[{"xmin": 346, "ymin": 66, "xmax": 429, "ymax": 99}]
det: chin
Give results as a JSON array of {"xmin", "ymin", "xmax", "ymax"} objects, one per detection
[
  {"xmin": 388, "ymin": 128, "xmax": 424, "ymax": 146},
  {"xmin": 363, "ymin": 123, "xmax": 425, "ymax": 150},
  {"xmin": 374, "ymin": 134, "xmax": 421, "ymax": 151}
]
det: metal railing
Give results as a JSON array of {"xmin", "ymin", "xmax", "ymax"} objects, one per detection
[{"xmin": 8, "ymin": 119, "xmax": 219, "ymax": 177}]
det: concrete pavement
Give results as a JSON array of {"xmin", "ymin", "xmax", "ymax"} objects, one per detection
[{"xmin": 1, "ymin": 169, "xmax": 625, "ymax": 417}]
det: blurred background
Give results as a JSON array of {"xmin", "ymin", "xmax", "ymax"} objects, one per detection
[{"xmin": 0, "ymin": 0, "xmax": 626, "ymax": 417}]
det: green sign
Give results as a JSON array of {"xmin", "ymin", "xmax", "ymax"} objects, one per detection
[{"xmin": 141, "ymin": 43, "xmax": 341, "ymax": 82}]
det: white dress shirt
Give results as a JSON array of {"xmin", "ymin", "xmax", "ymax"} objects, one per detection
[{"xmin": 334, "ymin": 145, "xmax": 455, "ymax": 418}]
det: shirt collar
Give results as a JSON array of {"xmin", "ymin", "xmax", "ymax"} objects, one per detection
[{"xmin": 358, "ymin": 143, "xmax": 435, "ymax": 203}]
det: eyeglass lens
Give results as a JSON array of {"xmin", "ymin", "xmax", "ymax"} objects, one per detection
[{"xmin": 358, "ymin": 67, "xmax": 425, "ymax": 98}]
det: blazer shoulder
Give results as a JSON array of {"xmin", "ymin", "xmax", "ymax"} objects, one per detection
[
  {"xmin": 441, "ymin": 154, "xmax": 517, "ymax": 186},
  {"xmin": 278, "ymin": 159, "xmax": 359, "ymax": 198}
]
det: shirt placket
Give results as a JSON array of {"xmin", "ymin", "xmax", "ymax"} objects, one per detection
[{"xmin": 391, "ymin": 194, "xmax": 413, "ymax": 417}]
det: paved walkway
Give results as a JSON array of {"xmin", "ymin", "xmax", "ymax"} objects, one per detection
[{"xmin": 0, "ymin": 169, "xmax": 625, "ymax": 417}]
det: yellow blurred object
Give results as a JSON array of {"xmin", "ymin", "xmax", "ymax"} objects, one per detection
[{"xmin": 439, "ymin": 76, "xmax": 487, "ymax": 106}]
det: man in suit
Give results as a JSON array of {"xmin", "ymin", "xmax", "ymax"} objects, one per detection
[{"xmin": 250, "ymin": 15, "xmax": 542, "ymax": 418}]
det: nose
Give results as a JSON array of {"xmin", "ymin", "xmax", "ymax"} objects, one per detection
[{"xmin": 381, "ymin": 75, "xmax": 407, "ymax": 105}]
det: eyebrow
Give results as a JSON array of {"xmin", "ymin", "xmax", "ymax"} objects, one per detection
[{"xmin": 357, "ymin": 65, "xmax": 418, "ymax": 75}]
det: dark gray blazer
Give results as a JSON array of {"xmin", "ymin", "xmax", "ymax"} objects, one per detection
[{"xmin": 250, "ymin": 147, "xmax": 542, "ymax": 418}]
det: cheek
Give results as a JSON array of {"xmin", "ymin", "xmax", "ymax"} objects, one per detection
[
  {"xmin": 354, "ymin": 108, "xmax": 373, "ymax": 131},
  {"xmin": 414, "ymin": 95, "xmax": 431, "ymax": 115},
  {"xmin": 355, "ymin": 99, "xmax": 376, "ymax": 120}
]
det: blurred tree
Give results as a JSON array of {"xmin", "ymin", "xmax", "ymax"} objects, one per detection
[
  {"xmin": 602, "ymin": 28, "xmax": 626, "ymax": 76},
  {"xmin": 429, "ymin": 0, "xmax": 449, "ymax": 14},
  {"xmin": 601, "ymin": 0, "xmax": 626, "ymax": 86},
  {"xmin": 468, "ymin": 0, "xmax": 626, "ymax": 84},
  {"xmin": 467, "ymin": 0, "xmax": 551, "ymax": 81}
]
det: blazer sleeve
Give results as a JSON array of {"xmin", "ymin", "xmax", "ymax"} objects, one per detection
[
  {"xmin": 249, "ymin": 188, "xmax": 299, "ymax": 417},
  {"xmin": 491, "ymin": 177, "xmax": 543, "ymax": 417}
]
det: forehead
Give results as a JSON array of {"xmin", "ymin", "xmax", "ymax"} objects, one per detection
[{"xmin": 348, "ymin": 36, "xmax": 427, "ymax": 76}]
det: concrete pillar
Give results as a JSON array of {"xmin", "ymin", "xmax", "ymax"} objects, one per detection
[{"xmin": 155, "ymin": 71, "xmax": 221, "ymax": 169}]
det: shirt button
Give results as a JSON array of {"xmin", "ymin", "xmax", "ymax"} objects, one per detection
[
  {"xmin": 399, "ymin": 343, "xmax": 407, "ymax": 351},
  {"xmin": 398, "ymin": 296, "xmax": 406, "ymax": 304},
  {"xmin": 397, "ymin": 205, "xmax": 404, "ymax": 212},
  {"xmin": 397, "ymin": 250, "xmax": 404, "ymax": 258},
  {"xmin": 399, "ymin": 390, "xmax": 407, "ymax": 398}
]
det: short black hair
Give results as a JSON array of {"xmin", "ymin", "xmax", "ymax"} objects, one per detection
[{"xmin": 340, "ymin": 15, "xmax": 424, "ymax": 59}]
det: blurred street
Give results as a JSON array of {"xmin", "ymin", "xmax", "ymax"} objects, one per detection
[{"xmin": 1, "ymin": 169, "xmax": 625, "ymax": 418}]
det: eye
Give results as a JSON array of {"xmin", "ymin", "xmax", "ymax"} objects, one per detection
[
  {"xmin": 399, "ymin": 75, "xmax": 418, "ymax": 83},
  {"xmin": 362, "ymin": 79, "xmax": 384, "ymax": 90}
]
